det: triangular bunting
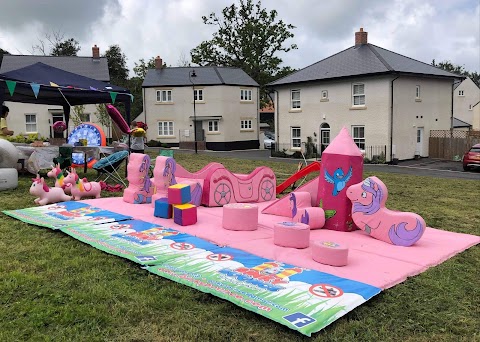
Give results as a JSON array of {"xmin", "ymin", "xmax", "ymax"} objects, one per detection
[
  {"xmin": 30, "ymin": 83, "xmax": 40, "ymax": 98},
  {"xmin": 109, "ymin": 91, "xmax": 118, "ymax": 103},
  {"xmin": 50, "ymin": 82, "xmax": 59, "ymax": 87},
  {"xmin": 5, "ymin": 80, "xmax": 16, "ymax": 96},
  {"xmin": 90, "ymin": 86, "xmax": 98, "ymax": 91}
]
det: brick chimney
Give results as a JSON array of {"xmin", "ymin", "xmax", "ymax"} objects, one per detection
[
  {"xmin": 155, "ymin": 56, "xmax": 163, "ymax": 69},
  {"xmin": 355, "ymin": 28, "xmax": 368, "ymax": 45},
  {"xmin": 92, "ymin": 45, "xmax": 100, "ymax": 59}
]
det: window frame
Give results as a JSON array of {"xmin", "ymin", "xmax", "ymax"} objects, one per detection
[
  {"xmin": 79, "ymin": 113, "xmax": 91, "ymax": 122},
  {"xmin": 321, "ymin": 90, "xmax": 328, "ymax": 100},
  {"xmin": 208, "ymin": 120, "xmax": 219, "ymax": 133},
  {"xmin": 415, "ymin": 85, "xmax": 421, "ymax": 99},
  {"xmin": 25, "ymin": 113, "xmax": 37, "ymax": 133},
  {"xmin": 240, "ymin": 88, "xmax": 253, "ymax": 102},
  {"xmin": 458, "ymin": 90, "xmax": 464, "ymax": 96},
  {"xmin": 291, "ymin": 126, "xmax": 301, "ymax": 149},
  {"xmin": 156, "ymin": 89, "xmax": 173, "ymax": 103},
  {"xmin": 194, "ymin": 88, "xmax": 204, "ymax": 102},
  {"xmin": 352, "ymin": 83, "xmax": 365, "ymax": 106},
  {"xmin": 352, "ymin": 125, "xmax": 365, "ymax": 150},
  {"xmin": 157, "ymin": 121, "xmax": 174, "ymax": 136},
  {"xmin": 290, "ymin": 89, "xmax": 301, "ymax": 110},
  {"xmin": 240, "ymin": 119, "xmax": 253, "ymax": 131}
]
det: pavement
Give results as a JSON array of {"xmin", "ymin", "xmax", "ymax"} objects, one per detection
[{"xmin": 146, "ymin": 147, "xmax": 480, "ymax": 181}]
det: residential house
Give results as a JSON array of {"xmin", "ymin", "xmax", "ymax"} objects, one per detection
[
  {"xmin": 453, "ymin": 77, "xmax": 480, "ymax": 127},
  {"xmin": 267, "ymin": 28, "xmax": 462, "ymax": 161},
  {"xmin": 0, "ymin": 46, "xmax": 113, "ymax": 140},
  {"xmin": 142, "ymin": 57, "xmax": 260, "ymax": 150}
]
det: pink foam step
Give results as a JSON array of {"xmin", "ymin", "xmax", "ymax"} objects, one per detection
[
  {"xmin": 273, "ymin": 222, "xmax": 310, "ymax": 249},
  {"xmin": 312, "ymin": 240, "xmax": 349, "ymax": 267},
  {"xmin": 294, "ymin": 207, "xmax": 325, "ymax": 229},
  {"xmin": 223, "ymin": 203, "xmax": 258, "ymax": 231}
]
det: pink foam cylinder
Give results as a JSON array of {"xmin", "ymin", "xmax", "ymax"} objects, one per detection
[
  {"xmin": 312, "ymin": 241, "xmax": 349, "ymax": 267},
  {"xmin": 291, "ymin": 191, "xmax": 313, "ymax": 208},
  {"xmin": 273, "ymin": 222, "xmax": 310, "ymax": 249},
  {"xmin": 294, "ymin": 207, "xmax": 325, "ymax": 229},
  {"xmin": 222, "ymin": 203, "xmax": 258, "ymax": 231}
]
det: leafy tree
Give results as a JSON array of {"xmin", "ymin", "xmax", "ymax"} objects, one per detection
[
  {"xmin": 432, "ymin": 59, "xmax": 479, "ymax": 87},
  {"xmin": 190, "ymin": 0, "xmax": 297, "ymax": 105},
  {"xmin": 104, "ymin": 45, "xmax": 129, "ymax": 86},
  {"xmin": 94, "ymin": 104, "xmax": 112, "ymax": 138},
  {"xmin": 51, "ymin": 38, "xmax": 80, "ymax": 56},
  {"xmin": 133, "ymin": 57, "xmax": 156, "ymax": 79}
]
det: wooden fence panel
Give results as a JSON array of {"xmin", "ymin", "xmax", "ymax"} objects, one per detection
[{"xmin": 429, "ymin": 130, "xmax": 480, "ymax": 159}]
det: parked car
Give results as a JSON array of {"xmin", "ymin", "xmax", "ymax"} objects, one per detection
[
  {"xmin": 264, "ymin": 132, "xmax": 275, "ymax": 149},
  {"xmin": 462, "ymin": 143, "xmax": 480, "ymax": 171}
]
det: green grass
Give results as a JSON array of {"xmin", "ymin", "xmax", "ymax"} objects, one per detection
[{"xmin": 0, "ymin": 153, "xmax": 479, "ymax": 341}]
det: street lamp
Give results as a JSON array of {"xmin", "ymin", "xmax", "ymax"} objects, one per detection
[{"xmin": 189, "ymin": 69, "xmax": 198, "ymax": 154}]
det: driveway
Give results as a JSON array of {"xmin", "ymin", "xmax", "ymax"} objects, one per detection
[{"xmin": 146, "ymin": 148, "xmax": 480, "ymax": 181}]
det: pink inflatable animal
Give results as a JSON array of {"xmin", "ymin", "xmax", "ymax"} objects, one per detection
[
  {"xmin": 346, "ymin": 176, "xmax": 426, "ymax": 246},
  {"xmin": 63, "ymin": 168, "xmax": 102, "ymax": 200},
  {"xmin": 47, "ymin": 164, "xmax": 72, "ymax": 194},
  {"xmin": 30, "ymin": 174, "xmax": 71, "ymax": 205}
]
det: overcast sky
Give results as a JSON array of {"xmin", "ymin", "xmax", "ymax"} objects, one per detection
[{"xmin": 0, "ymin": 0, "xmax": 479, "ymax": 75}]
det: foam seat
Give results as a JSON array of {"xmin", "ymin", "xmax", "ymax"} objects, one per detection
[
  {"xmin": 273, "ymin": 222, "xmax": 310, "ymax": 249},
  {"xmin": 222, "ymin": 203, "xmax": 258, "ymax": 231},
  {"xmin": 312, "ymin": 241, "xmax": 349, "ymax": 267}
]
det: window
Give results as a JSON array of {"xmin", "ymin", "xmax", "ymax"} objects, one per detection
[
  {"xmin": 352, "ymin": 84, "xmax": 365, "ymax": 106},
  {"xmin": 25, "ymin": 114, "xmax": 37, "ymax": 133},
  {"xmin": 156, "ymin": 90, "xmax": 172, "ymax": 102},
  {"xmin": 321, "ymin": 90, "xmax": 328, "ymax": 100},
  {"xmin": 240, "ymin": 119, "xmax": 252, "ymax": 130},
  {"xmin": 458, "ymin": 90, "xmax": 464, "ymax": 96},
  {"xmin": 240, "ymin": 89, "xmax": 252, "ymax": 101},
  {"xmin": 158, "ymin": 121, "xmax": 174, "ymax": 136},
  {"xmin": 194, "ymin": 89, "xmax": 203, "ymax": 101},
  {"xmin": 469, "ymin": 104, "xmax": 473, "ymax": 110},
  {"xmin": 352, "ymin": 126, "xmax": 365, "ymax": 150},
  {"xmin": 291, "ymin": 127, "xmax": 301, "ymax": 148},
  {"xmin": 79, "ymin": 113, "xmax": 90, "ymax": 122},
  {"xmin": 291, "ymin": 89, "xmax": 301, "ymax": 109},
  {"xmin": 415, "ymin": 85, "xmax": 421, "ymax": 99},
  {"xmin": 208, "ymin": 120, "xmax": 219, "ymax": 132}
]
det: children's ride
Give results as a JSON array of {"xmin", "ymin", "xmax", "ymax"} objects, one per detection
[
  {"xmin": 63, "ymin": 168, "xmax": 102, "ymax": 200},
  {"xmin": 47, "ymin": 164, "xmax": 71, "ymax": 194},
  {"xmin": 347, "ymin": 176, "xmax": 426, "ymax": 246},
  {"xmin": 30, "ymin": 174, "xmax": 71, "ymax": 205}
]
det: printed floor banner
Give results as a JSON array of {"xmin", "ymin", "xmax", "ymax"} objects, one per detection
[
  {"xmin": 3, "ymin": 201, "xmax": 131, "ymax": 230},
  {"xmin": 3, "ymin": 203, "xmax": 381, "ymax": 336}
]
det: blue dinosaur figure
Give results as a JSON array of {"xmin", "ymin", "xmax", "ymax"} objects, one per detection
[{"xmin": 324, "ymin": 166, "xmax": 353, "ymax": 196}]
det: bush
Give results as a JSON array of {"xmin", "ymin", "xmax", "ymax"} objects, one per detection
[
  {"xmin": 6, "ymin": 133, "xmax": 45, "ymax": 144},
  {"xmin": 146, "ymin": 139, "xmax": 163, "ymax": 147}
]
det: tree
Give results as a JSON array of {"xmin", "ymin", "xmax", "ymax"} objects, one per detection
[
  {"xmin": 31, "ymin": 30, "xmax": 80, "ymax": 56},
  {"xmin": 432, "ymin": 59, "xmax": 479, "ymax": 87},
  {"xmin": 190, "ymin": 0, "xmax": 297, "ymax": 105},
  {"xmin": 133, "ymin": 57, "xmax": 157, "ymax": 79},
  {"xmin": 104, "ymin": 45, "xmax": 129, "ymax": 86},
  {"xmin": 51, "ymin": 38, "xmax": 80, "ymax": 56}
]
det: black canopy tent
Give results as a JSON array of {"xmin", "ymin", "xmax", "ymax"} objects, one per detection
[{"xmin": 0, "ymin": 62, "xmax": 132, "ymax": 130}]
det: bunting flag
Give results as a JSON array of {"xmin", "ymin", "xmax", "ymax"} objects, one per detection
[
  {"xmin": 5, "ymin": 80, "xmax": 16, "ymax": 96},
  {"xmin": 109, "ymin": 91, "xmax": 118, "ymax": 104},
  {"xmin": 129, "ymin": 94, "xmax": 134, "ymax": 102},
  {"xmin": 50, "ymin": 82, "xmax": 59, "ymax": 87},
  {"xmin": 90, "ymin": 86, "xmax": 98, "ymax": 91},
  {"xmin": 30, "ymin": 83, "xmax": 40, "ymax": 98}
]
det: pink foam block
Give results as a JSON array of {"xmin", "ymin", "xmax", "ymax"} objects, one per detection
[
  {"xmin": 123, "ymin": 153, "xmax": 154, "ymax": 204},
  {"xmin": 273, "ymin": 222, "xmax": 310, "ymax": 249},
  {"xmin": 168, "ymin": 184, "xmax": 191, "ymax": 205},
  {"xmin": 312, "ymin": 241, "xmax": 349, "ymax": 266},
  {"xmin": 173, "ymin": 203, "xmax": 197, "ymax": 226},
  {"xmin": 223, "ymin": 203, "xmax": 259, "ymax": 231},
  {"xmin": 294, "ymin": 207, "xmax": 325, "ymax": 229}
]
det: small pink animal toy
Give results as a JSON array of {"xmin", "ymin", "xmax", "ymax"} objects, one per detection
[
  {"xmin": 346, "ymin": 176, "xmax": 425, "ymax": 247},
  {"xmin": 64, "ymin": 168, "xmax": 102, "ymax": 200},
  {"xmin": 47, "ymin": 164, "xmax": 72, "ymax": 194},
  {"xmin": 30, "ymin": 174, "xmax": 71, "ymax": 205}
]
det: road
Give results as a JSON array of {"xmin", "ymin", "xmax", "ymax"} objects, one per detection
[{"xmin": 146, "ymin": 148, "xmax": 480, "ymax": 181}]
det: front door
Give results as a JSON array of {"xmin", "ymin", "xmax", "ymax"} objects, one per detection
[
  {"xmin": 52, "ymin": 113, "xmax": 65, "ymax": 138},
  {"xmin": 320, "ymin": 123, "xmax": 330, "ymax": 154},
  {"xmin": 416, "ymin": 127, "xmax": 424, "ymax": 156},
  {"xmin": 195, "ymin": 121, "xmax": 204, "ymax": 141}
]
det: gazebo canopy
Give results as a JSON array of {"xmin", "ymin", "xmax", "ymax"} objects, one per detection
[{"xmin": 0, "ymin": 62, "xmax": 132, "ymax": 126}]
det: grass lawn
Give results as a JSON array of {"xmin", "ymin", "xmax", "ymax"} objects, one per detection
[{"xmin": 0, "ymin": 153, "xmax": 479, "ymax": 341}]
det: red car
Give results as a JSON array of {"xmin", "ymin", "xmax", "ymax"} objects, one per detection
[{"xmin": 462, "ymin": 143, "xmax": 480, "ymax": 171}]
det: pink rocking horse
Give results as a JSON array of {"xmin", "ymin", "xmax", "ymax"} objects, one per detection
[
  {"xmin": 47, "ymin": 164, "xmax": 72, "ymax": 194},
  {"xmin": 30, "ymin": 174, "xmax": 71, "ymax": 205},
  {"xmin": 346, "ymin": 176, "xmax": 426, "ymax": 247},
  {"xmin": 63, "ymin": 168, "xmax": 102, "ymax": 200}
]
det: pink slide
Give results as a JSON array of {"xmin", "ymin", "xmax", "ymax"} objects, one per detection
[
  {"xmin": 106, "ymin": 104, "xmax": 130, "ymax": 134},
  {"xmin": 276, "ymin": 161, "xmax": 321, "ymax": 194}
]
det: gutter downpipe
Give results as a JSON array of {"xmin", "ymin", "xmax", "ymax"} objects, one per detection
[
  {"xmin": 275, "ymin": 89, "xmax": 279, "ymax": 152},
  {"xmin": 390, "ymin": 75, "xmax": 400, "ymax": 163}
]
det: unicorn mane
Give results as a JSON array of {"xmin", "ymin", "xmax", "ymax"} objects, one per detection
[{"xmin": 352, "ymin": 178, "xmax": 382, "ymax": 215}]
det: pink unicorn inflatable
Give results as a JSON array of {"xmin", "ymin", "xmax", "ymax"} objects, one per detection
[
  {"xmin": 47, "ymin": 164, "xmax": 72, "ymax": 194},
  {"xmin": 63, "ymin": 168, "xmax": 102, "ymax": 200},
  {"xmin": 30, "ymin": 174, "xmax": 71, "ymax": 205},
  {"xmin": 346, "ymin": 176, "xmax": 425, "ymax": 247}
]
